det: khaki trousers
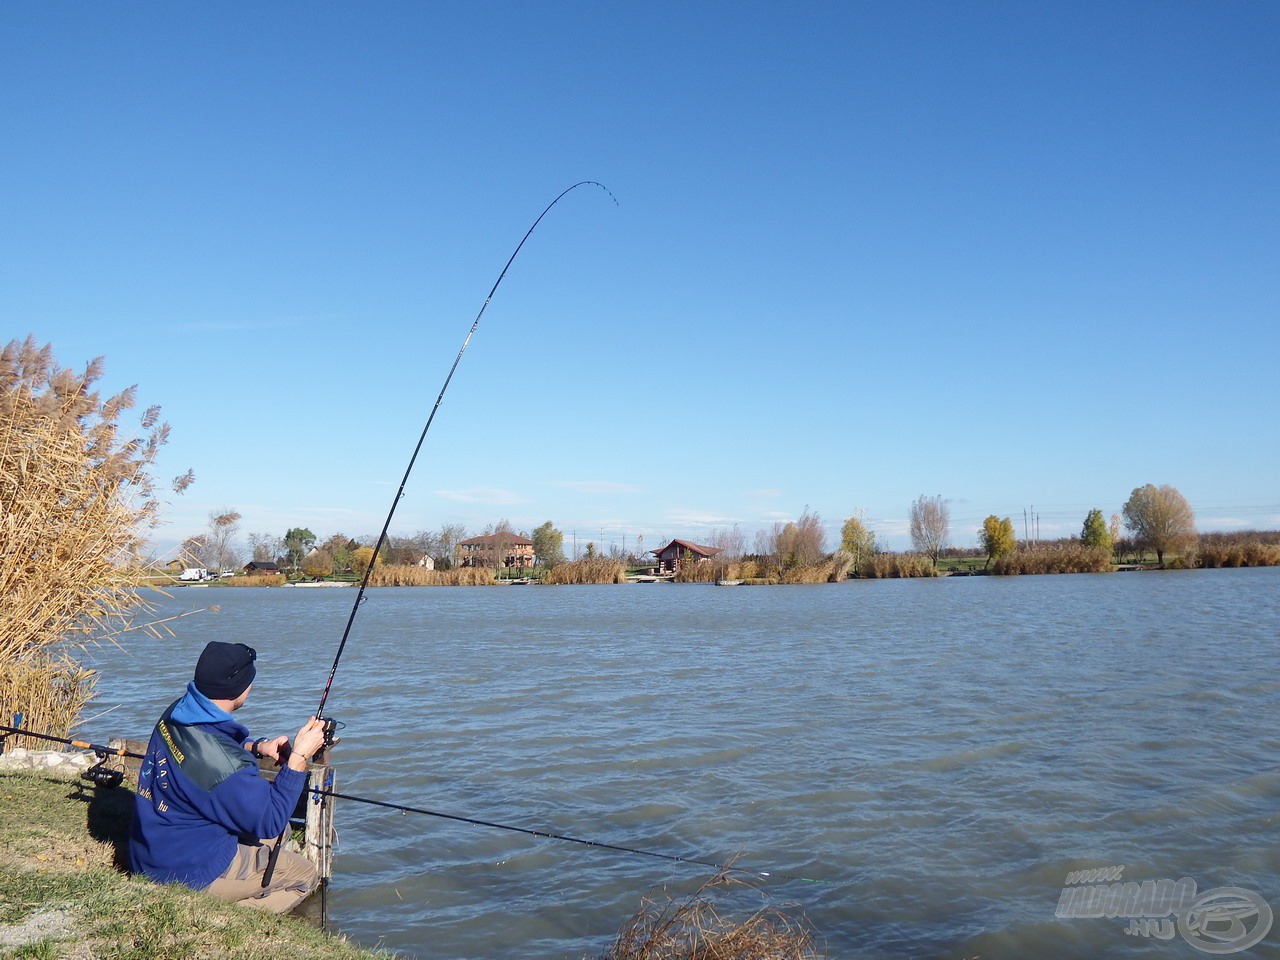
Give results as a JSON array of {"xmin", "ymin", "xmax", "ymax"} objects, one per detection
[{"xmin": 205, "ymin": 840, "xmax": 318, "ymax": 914}]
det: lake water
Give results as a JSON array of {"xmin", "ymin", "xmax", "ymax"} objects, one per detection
[{"xmin": 79, "ymin": 568, "xmax": 1280, "ymax": 959}]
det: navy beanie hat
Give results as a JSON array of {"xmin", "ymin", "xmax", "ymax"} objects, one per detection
[{"xmin": 193, "ymin": 641, "xmax": 257, "ymax": 700}]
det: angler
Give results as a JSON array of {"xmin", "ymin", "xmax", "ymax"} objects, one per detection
[{"xmin": 129, "ymin": 640, "xmax": 327, "ymax": 913}]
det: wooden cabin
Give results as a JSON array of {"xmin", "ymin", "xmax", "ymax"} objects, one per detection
[{"xmin": 651, "ymin": 538, "xmax": 722, "ymax": 574}]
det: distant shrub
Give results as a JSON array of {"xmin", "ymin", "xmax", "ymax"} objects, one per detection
[
  {"xmin": 862, "ymin": 554, "xmax": 939, "ymax": 578},
  {"xmin": 234, "ymin": 574, "xmax": 286, "ymax": 587},
  {"xmin": 368, "ymin": 565, "xmax": 496, "ymax": 586},
  {"xmin": 991, "ymin": 544, "xmax": 1112, "ymax": 575},
  {"xmin": 541, "ymin": 558, "xmax": 626, "ymax": 585},
  {"xmin": 1196, "ymin": 535, "xmax": 1280, "ymax": 568}
]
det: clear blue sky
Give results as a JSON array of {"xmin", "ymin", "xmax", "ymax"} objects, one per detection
[{"xmin": 4, "ymin": 1, "xmax": 1277, "ymax": 557}]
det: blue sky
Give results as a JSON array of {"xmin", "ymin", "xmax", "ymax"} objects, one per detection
[{"xmin": 4, "ymin": 1, "xmax": 1277, "ymax": 557}]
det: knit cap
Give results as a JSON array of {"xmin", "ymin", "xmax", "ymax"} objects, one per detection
[{"xmin": 193, "ymin": 641, "xmax": 257, "ymax": 700}]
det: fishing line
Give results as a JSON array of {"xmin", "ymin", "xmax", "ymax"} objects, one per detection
[
  {"xmin": 312, "ymin": 787, "xmax": 827, "ymax": 885},
  {"xmin": 315, "ymin": 180, "xmax": 616, "ymax": 722},
  {"xmin": 0, "ymin": 725, "xmax": 825, "ymax": 885}
]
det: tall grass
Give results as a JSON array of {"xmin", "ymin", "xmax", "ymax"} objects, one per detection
[
  {"xmin": 368, "ymin": 565, "xmax": 496, "ymax": 586},
  {"xmin": 231, "ymin": 573, "xmax": 286, "ymax": 587},
  {"xmin": 1196, "ymin": 532, "xmax": 1280, "ymax": 568},
  {"xmin": 0, "ymin": 655, "xmax": 96, "ymax": 749},
  {"xmin": 541, "ymin": 558, "xmax": 627, "ymax": 584},
  {"xmin": 1, "ymin": 337, "xmax": 183, "ymax": 737},
  {"xmin": 991, "ymin": 544, "xmax": 1112, "ymax": 575},
  {"xmin": 862, "ymin": 554, "xmax": 939, "ymax": 578}
]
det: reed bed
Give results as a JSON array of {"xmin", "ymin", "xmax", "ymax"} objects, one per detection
[
  {"xmin": 597, "ymin": 870, "xmax": 822, "ymax": 960},
  {"xmin": 230, "ymin": 573, "xmax": 286, "ymax": 587},
  {"xmin": 1196, "ymin": 537, "xmax": 1280, "ymax": 568},
  {"xmin": 368, "ymin": 565, "xmax": 496, "ymax": 586},
  {"xmin": 677, "ymin": 556, "xmax": 850, "ymax": 584},
  {"xmin": 0, "ymin": 653, "xmax": 96, "ymax": 744},
  {"xmin": 2, "ymin": 337, "xmax": 178, "ymax": 735},
  {"xmin": 991, "ymin": 544, "xmax": 1112, "ymax": 575},
  {"xmin": 541, "ymin": 558, "xmax": 627, "ymax": 585},
  {"xmin": 861, "ymin": 553, "xmax": 939, "ymax": 578}
]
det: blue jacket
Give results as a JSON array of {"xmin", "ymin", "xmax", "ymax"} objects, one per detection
[{"xmin": 128, "ymin": 683, "xmax": 307, "ymax": 889}]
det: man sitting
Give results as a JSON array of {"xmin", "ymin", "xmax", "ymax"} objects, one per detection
[{"xmin": 129, "ymin": 640, "xmax": 326, "ymax": 912}]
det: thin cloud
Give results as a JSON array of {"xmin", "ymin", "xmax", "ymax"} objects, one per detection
[
  {"xmin": 434, "ymin": 487, "xmax": 530, "ymax": 505},
  {"xmin": 555, "ymin": 481, "xmax": 645, "ymax": 495},
  {"xmin": 664, "ymin": 510, "xmax": 746, "ymax": 528}
]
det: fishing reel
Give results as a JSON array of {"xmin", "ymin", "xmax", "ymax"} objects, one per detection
[
  {"xmin": 80, "ymin": 750, "xmax": 125, "ymax": 789},
  {"xmin": 320, "ymin": 716, "xmax": 340, "ymax": 748}
]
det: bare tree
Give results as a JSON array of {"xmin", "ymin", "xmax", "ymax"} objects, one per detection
[
  {"xmin": 206, "ymin": 509, "xmax": 242, "ymax": 573},
  {"xmin": 909, "ymin": 494, "xmax": 949, "ymax": 567},
  {"xmin": 434, "ymin": 522, "xmax": 467, "ymax": 570},
  {"xmin": 778, "ymin": 508, "xmax": 826, "ymax": 567},
  {"xmin": 706, "ymin": 524, "xmax": 747, "ymax": 560},
  {"xmin": 247, "ymin": 532, "xmax": 283, "ymax": 564}
]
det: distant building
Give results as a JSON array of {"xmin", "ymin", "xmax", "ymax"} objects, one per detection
[
  {"xmin": 416, "ymin": 554, "xmax": 436, "ymax": 570},
  {"xmin": 650, "ymin": 539, "xmax": 722, "ymax": 574},
  {"xmin": 457, "ymin": 533, "xmax": 535, "ymax": 569},
  {"xmin": 244, "ymin": 561, "xmax": 280, "ymax": 574}
]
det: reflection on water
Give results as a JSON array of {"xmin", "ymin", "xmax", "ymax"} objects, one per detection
[{"xmin": 82, "ymin": 568, "xmax": 1280, "ymax": 959}]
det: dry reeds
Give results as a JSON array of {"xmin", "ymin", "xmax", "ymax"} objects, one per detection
[
  {"xmin": 0, "ymin": 653, "xmax": 96, "ymax": 747},
  {"xmin": 1, "ymin": 336, "xmax": 180, "ymax": 735},
  {"xmin": 541, "ymin": 558, "xmax": 627, "ymax": 585},
  {"xmin": 991, "ymin": 544, "xmax": 1112, "ymax": 575},
  {"xmin": 232, "ymin": 574, "xmax": 286, "ymax": 587},
  {"xmin": 367, "ymin": 565, "xmax": 496, "ymax": 586},
  {"xmin": 1196, "ymin": 533, "xmax": 1280, "ymax": 568},
  {"xmin": 862, "ymin": 553, "xmax": 939, "ymax": 578},
  {"xmin": 597, "ymin": 869, "xmax": 822, "ymax": 960}
]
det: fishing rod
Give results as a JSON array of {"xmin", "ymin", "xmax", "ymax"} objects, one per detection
[
  {"xmin": 275, "ymin": 182, "xmax": 615, "ymax": 902},
  {"xmin": 312, "ymin": 786, "xmax": 827, "ymax": 885},
  {"xmin": 314, "ymin": 180, "xmax": 616, "ymax": 726},
  {"xmin": 0, "ymin": 723, "xmax": 142, "ymax": 788}
]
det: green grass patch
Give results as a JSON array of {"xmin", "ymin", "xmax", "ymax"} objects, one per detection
[{"xmin": 0, "ymin": 771, "xmax": 387, "ymax": 960}]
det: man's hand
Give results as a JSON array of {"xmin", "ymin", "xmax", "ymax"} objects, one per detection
[
  {"xmin": 285, "ymin": 717, "xmax": 326, "ymax": 772},
  {"xmin": 254, "ymin": 736, "xmax": 291, "ymax": 764}
]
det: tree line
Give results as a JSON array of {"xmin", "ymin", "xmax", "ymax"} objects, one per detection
[{"xmin": 178, "ymin": 481, "xmax": 1258, "ymax": 580}]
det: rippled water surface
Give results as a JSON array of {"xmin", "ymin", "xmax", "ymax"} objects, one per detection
[{"xmin": 82, "ymin": 568, "xmax": 1280, "ymax": 959}]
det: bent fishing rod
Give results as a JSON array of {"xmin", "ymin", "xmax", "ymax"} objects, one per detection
[
  {"xmin": 0, "ymin": 723, "xmax": 822, "ymax": 883},
  {"xmin": 314, "ymin": 180, "xmax": 615, "ymax": 727}
]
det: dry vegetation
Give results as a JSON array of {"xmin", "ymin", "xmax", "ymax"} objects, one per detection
[
  {"xmin": 1, "ymin": 337, "xmax": 188, "ymax": 740},
  {"xmin": 368, "ymin": 564, "xmax": 496, "ymax": 586},
  {"xmin": 861, "ymin": 553, "xmax": 939, "ymax": 578},
  {"xmin": 1196, "ymin": 531, "xmax": 1280, "ymax": 568},
  {"xmin": 991, "ymin": 543, "xmax": 1113, "ymax": 575},
  {"xmin": 541, "ymin": 557, "xmax": 627, "ymax": 584},
  {"xmin": 232, "ymin": 573, "xmax": 287, "ymax": 587},
  {"xmin": 596, "ymin": 869, "xmax": 822, "ymax": 960}
]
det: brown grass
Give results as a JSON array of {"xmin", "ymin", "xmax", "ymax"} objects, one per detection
[
  {"xmin": 367, "ymin": 564, "xmax": 496, "ymax": 586},
  {"xmin": 541, "ymin": 558, "xmax": 627, "ymax": 584},
  {"xmin": 861, "ymin": 554, "xmax": 939, "ymax": 578},
  {"xmin": 0, "ymin": 654, "xmax": 96, "ymax": 749},
  {"xmin": 596, "ymin": 869, "xmax": 822, "ymax": 960},
  {"xmin": 230, "ymin": 573, "xmax": 287, "ymax": 587},
  {"xmin": 991, "ymin": 543, "xmax": 1112, "ymax": 575},
  {"xmin": 1, "ymin": 337, "xmax": 183, "ymax": 737},
  {"xmin": 677, "ymin": 556, "xmax": 850, "ymax": 584},
  {"xmin": 1196, "ymin": 534, "xmax": 1280, "ymax": 568}
]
